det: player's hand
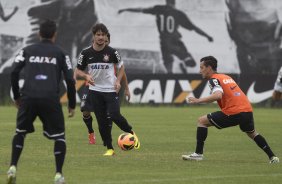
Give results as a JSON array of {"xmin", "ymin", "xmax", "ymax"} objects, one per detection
[
  {"xmin": 73, "ymin": 75, "xmax": 77, "ymax": 83},
  {"xmin": 118, "ymin": 9, "xmax": 124, "ymax": 14},
  {"xmin": 68, "ymin": 108, "xmax": 75, "ymax": 118},
  {"xmin": 14, "ymin": 98, "xmax": 21, "ymax": 109},
  {"xmin": 186, "ymin": 97, "xmax": 199, "ymax": 104},
  {"xmin": 115, "ymin": 80, "xmax": 121, "ymax": 93},
  {"xmin": 124, "ymin": 88, "xmax": 131, "ymax": 101},
  {"xmin": 73, "ymin": 70, "xmax": 78, "ymax": 83},
  {"xmin": 14, "ymin": 6, "xmax": 19, "ymax": 12},
  {"xmin": 207, "ymin": 36, "xmax": 213, "ymax": 42},
  {"xmin": 85, "ymin": 74, "xmax": 94, "ymax": 85}
]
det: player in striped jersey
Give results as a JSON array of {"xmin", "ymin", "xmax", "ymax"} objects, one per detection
[
  {"xmin": 74, "ymin": 32, "xmax": 131, "ymax": 146},
  {"xmin": 75, "ymin": 23, "xmax": 139, "ymax": 156}
]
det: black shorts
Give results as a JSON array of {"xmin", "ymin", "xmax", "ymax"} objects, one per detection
[
  {"xmin": 86, "ymin": 90, "xmax": 120, "ymax": 115},
  {"xmin": 80, "ymin": 86, "xmax": 93, "ymax": 112},
  {"xmin": 16, "ymin": 97, "xmax": 65, "ymax": 139},
  {"xmin": 207, "ymin": 111, "xmax": 255, "ymax": 132}
]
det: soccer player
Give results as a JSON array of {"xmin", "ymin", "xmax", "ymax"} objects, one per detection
[
  {"xmin": 118, "ymin": 0, "xmax": 213, "ymax": 73},
  {"xmin": 74, "ymin": 32, "xmax": 131, "ymax": 145},
  {"xmin": 182, "ymin": 56, "xmax": 279, "ymax": 164},
  {"xmin": 7, "ymin": 20, "xmax": 76, "ymax": 184},
  {"xmin": 271, "ymin": 66, "xmax": 282, "ymax": 106},
  {"xmin": 75, "ymin": 23, "xmax": 139, "ymax": 156}
]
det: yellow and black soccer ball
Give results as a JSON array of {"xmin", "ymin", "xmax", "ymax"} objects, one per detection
[{"xmin": 117, "ymin": 133, "xmax": 135, "ymax": 151}]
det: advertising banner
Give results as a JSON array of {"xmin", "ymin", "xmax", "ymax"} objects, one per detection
[
  {"xmin": 0, "ymin": 0, "xmax": 280, "ymax": 105},
  {"xmin": 0, "ymin": 74, "xmax": 276, "ymax": 105}
]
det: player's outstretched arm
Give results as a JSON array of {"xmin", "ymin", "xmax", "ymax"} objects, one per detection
[
  {"xmin": 118, "ymin": 8, "xmax": 143, "ymax": 14},
  {"xmin": 180, "ymin": 12, "xmax": 213, "ymax": 42},
  {"xmin": 186, "ymin": 91, "xmax": 222, "ymax": 104},
  {"xmin": 75, "ymin": 68, "xmax": 94, "ymax": 85},
  {"xmin": 194, "ymin": 26, "xmax": 213, "ymax": 42}
]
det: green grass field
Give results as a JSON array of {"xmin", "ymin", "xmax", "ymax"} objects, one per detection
[{"xmin": 0, "ymin": 105, "xmax": 281, "ymax": 184}]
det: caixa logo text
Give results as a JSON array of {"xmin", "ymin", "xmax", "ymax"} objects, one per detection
[{"xmin": 127, "ymin": 79, "xmax": 203, "ymax": 103}]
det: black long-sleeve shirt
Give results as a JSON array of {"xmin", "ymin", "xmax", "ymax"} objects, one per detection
[{"xmin": 11, "ymin": 39, "xmax": 76, "ymax": 109}]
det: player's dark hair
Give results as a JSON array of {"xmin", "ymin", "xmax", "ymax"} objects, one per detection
[
  {"xmin": 200, "ymin": 56, "xmax": 217, "ymax": 71},
  {"xmin": 107, "ymin": 32, "xmax": 111, "ymax": 42},
  {"xmin": 39, "ymin": 19, "xmax": 57, "ymax": 39},
  {"xmin": 92, "ymin": 23, "xmax": 109, "ymax": 35}
]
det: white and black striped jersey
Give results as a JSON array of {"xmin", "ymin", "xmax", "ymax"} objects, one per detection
[
  {"xmin": 11, "ymin": 39, "xmax": 76, "ymax": 108},
  {"xmin": 77, "ymin": 45, "xmax": 123, "ymax": 93}
]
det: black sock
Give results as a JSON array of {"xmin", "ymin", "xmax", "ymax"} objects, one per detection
[
  {"xmin": 106, "ymin": 143, "xmax": 114, "ymax": 150},
  {"xmin": 195, "ymin": 127, "xmax": 208, "ymax": 154},
  {"xmin": 254, "ymin": 134, "xmax": 275, "ymax": 159},
  {"xmin": 54, "ymin": 140, "xmax": 66, "ymax": 174},
  {"xmin": 10, "ymin": 134, "xmax": 25, "ymax": 166},
  {"xmin": 83, "ymin": 115, "xmax": 94, "ymax": 134}
]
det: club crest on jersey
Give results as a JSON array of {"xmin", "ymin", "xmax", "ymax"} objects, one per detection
[{"xmin": 103, "ymin": 54, "xmax": 110, "ymax": 62}]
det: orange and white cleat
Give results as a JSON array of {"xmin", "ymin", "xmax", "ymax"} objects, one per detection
[{"xmin": 88, "ymin": 132, "xmax": 96, "ymax": 144}]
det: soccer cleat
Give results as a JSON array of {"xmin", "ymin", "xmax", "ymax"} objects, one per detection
[
  {"xmin": 132, "ymin": 131, "xmax": 140, "ymax": 149},
  {"xmin": 54, "ymin": 173, "xmax": 65, "ymax": 184},
  {"xmin": 269, "ymin": 156, "xmax": 279, "ymax": 164},
  {"xmin": 88, "ymin": 132, "xmax": 96, "ymax": 144},
  {"xmin": 103, "ymin": 149, "xmax": 115, "ymax": 156},
  {"xmin": 182, "ymin": 152, "xmax": 203, "ymax": 161},
  {"xmin": 7, "ymin": 165, "xmax": 16, "ymax": 184}
]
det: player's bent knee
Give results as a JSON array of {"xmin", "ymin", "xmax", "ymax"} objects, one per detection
[
  {"xmin": 246, "ymin": 130, "xmax": 258, "ymax": 139},
  {"xmin": 272, "ymin": 91, "xmax": 282, "ymax": 100},
  {"xmin": 83, "ymin": 111, "xmax": 91, "ymax": 117},
  {"xmin": 15, "ymin": 132, "xmax": 27, "ymax": 138},
  {"xmin": 54, "ymin": 138, "xmax": 66, "ymax": 143},
  {"xmin": 197, "ymin": 116, "xmax": 210, "ymax": 127}
]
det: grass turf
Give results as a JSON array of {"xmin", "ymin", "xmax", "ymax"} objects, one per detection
[{"xmin": 0, "ymin": 105, "xmax": 281, "ymax": 184}]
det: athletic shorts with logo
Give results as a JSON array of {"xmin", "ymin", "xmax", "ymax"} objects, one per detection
[
  {"xmin": 80, "ymin": 86, "xmax": 94, "ymax": 112},
  {"xmin": 207, "ymin": 111, "xmax": 255, "ymax": 132},
  {"xmin": 16, "ymin": 97, "xmax": 65, "ymax": 139}
]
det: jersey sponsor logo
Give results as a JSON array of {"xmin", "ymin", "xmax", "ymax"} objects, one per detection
[
  {"xmin": 14, "ymin": 50, "xmax": 25, "ymax": 63},
  {"xmin": 128, "ymin": 79, "xmax": 200, "ymax": 103},
  {"xmin": 230, "ymin": 85, "xmax": 237, "ymax": 90},
  {"xmin": 246, "ymin": 82, "xmax": 273, "ymax": 103},
  {"xmin": 234, "ymin": 92, "xmax": 241, "ymax": 96},
  {"xmin": 35, "ymin": 74, "xmax": 48, "ymax": 80},
  {"xmin": 103, "ymin": 54, "xmax": 110, "ymax": 62},
  {"xmin": 223, "ymin": 78, "xmax": 235, "ymax": 84},
  {"xmin": 90, "ymin": 64, "xmax": 109, "ymax": 69},
  {"xmin": 29, "ymin": 56, "xmax": 57, "ymax": 65}
]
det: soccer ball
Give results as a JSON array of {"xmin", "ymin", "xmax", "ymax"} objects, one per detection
[{"xmin": 117, "ymin": 133, "xmax": 135, "ymax": 151}]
